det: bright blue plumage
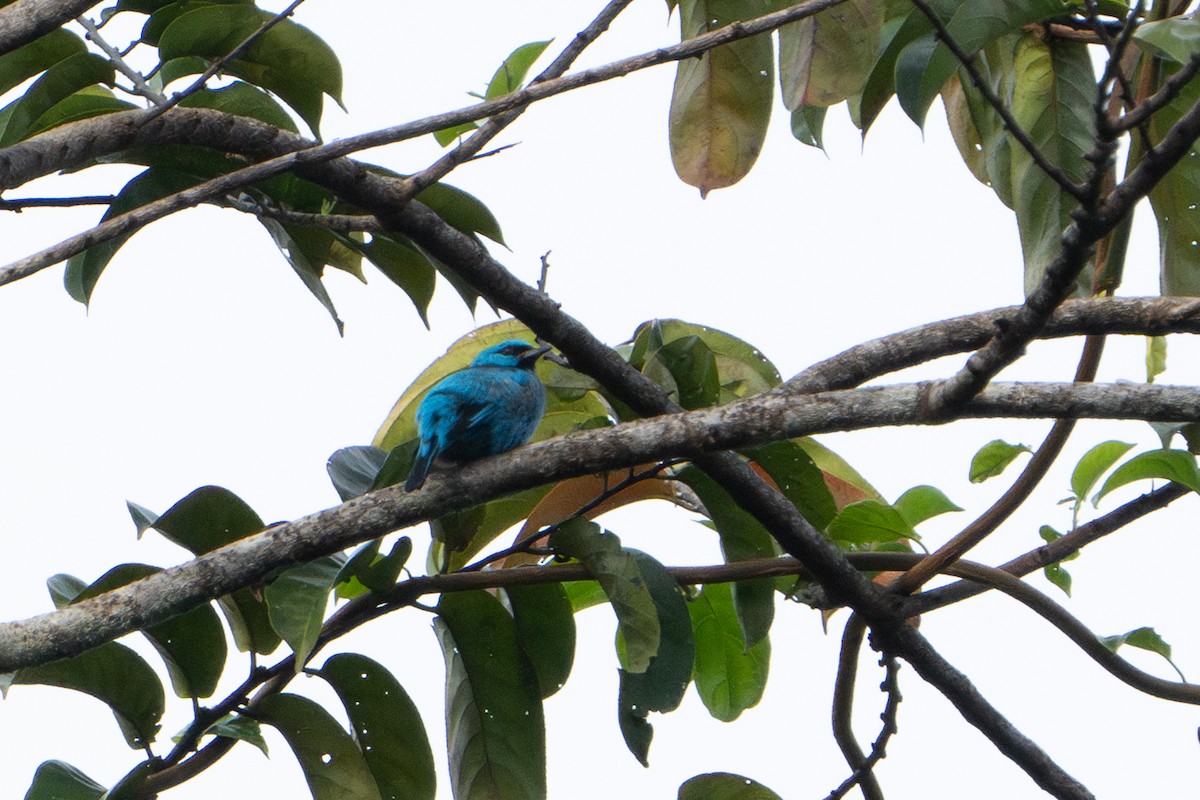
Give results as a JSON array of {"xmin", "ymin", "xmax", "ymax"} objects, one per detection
[{"xmin": 405, "ymin": 339, "xmax": 550, "ymax": 491}]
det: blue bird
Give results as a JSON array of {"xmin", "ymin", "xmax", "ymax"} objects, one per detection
[{"xmin": 405, "ymin": 339, "xmax": 551, "ymax": 491}]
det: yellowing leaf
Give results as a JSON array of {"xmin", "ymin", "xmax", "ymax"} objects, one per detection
[{"xmin": 669, "ymin": 0, "xmax": 774, "ymax": 196}]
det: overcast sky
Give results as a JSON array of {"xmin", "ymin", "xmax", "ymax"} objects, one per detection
[{"xmin": 2, "ymin": 2, "xmax": 1198, "ymax": 798}]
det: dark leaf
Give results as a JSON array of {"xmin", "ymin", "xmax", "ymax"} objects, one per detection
[
  {"xmin": 678, "ymin": 771, "xmax": 784, "ymax": 800},
  {"xmin": 617, "ymin": 550, "xmax": 695, "ymax": 765},
  {"xmin": 327, "ymin": 445, "xmax": 389, "ymax": 501},
  {"xmin": 0, "ymin": 53, "xmax": 113, "ymax": 146},
  {"xmin": 157, "ymin": 5, "xmax": 343, "ymax": 134},
  {"xmin": 256, "ymin": 693, "xmax": 382, "ymax": 800},
  {"xmin": 505, "ymin": 583, "xmax": 576, "ymax": 698},
  {"xmin": 22, "ymin": 761, "xmax": 105, "ymax": 800},
  {"xmin": 65, "ymin": 168, "xmax": 204, "ymax": 305},
  {"xmin": 12, "ymin": 643, "xmax": 164, "ymax": 748},
  {"xmin": 436, "ymin": 591, "xmax": 546, "ymax": 800},
  {"xmin": 0, "ymin": 29, "xmax": 86, "ymax": 97},
  {"xmin": 73, "ymin": 563, "xmax": 226, "ymax": 698},
  {"xmin": 201, "ymin": 714, "xmax": 269, "ymax": 756},
  {"xmin": 320, "ymin": 653, "xmax": 436, "ymax": 800}
]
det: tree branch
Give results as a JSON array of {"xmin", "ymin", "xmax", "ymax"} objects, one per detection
[{"xmin": 0, "ymin": 0, "xmax": 848, "ymax": 286}]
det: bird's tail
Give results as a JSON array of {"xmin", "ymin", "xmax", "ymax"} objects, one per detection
[{"xmin": 405, "ymin": 445, "xmax": 435, "ymax": 491}]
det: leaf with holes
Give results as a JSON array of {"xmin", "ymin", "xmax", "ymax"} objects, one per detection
[
  {"xmin": 436, "ymin": 591, "xmax": 545, "ymax": 800},
  {"xmin": 257, "ymin": 693, "xmax": 382, "ymax": 800},
  {"xmin": 320, "ymin": 653, "xmax": 436, "ymax": 800}
]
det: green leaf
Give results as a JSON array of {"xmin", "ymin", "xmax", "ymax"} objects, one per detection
[
  {"xmin": 893, "ymin": 485, "xmax": 962, "ymax": 527},
  {"xmin": 551, "ymin": 519, "xmax": 661, "ymax": 673},
  {"xmin": 23, "ymin": 86, "xmax": 135, "ymax": 139},
  {"xmin": 22, "ymin": 761, "xmax": 105, "ymax": 800},
  {"xmin": 778, "ymin": 0, "xmax": 882, "ymax": 110},
  {"xmin": 1101, "ymin": 626, "xmax": 1186, "ymax": 682},
  {"xmin": 149, "ymin": 486, "xmax": 280, "ymax": 654},
  {"xmin": 12, "ymin": 643, "xmax": 164, "ymax": 748},
  {"xmin": 647, "ymin": 335, "xmax": 721, "ymax": 409},
  {"xmin": 505, "ymin": 583, "xmax": 576, "ymax": 699},
  {"xmin": 1096, "ymin": 449, "xmax": 1200, "ymax": 502},
  {"xmin": 748, "ymin": 440, "xmax": 838, "ymax": 530},
  {"xmin": 1144, "ymin": 56, "xmax": 1200, "ymax": 297},
  {"xmin": 65, "ymin": 168, "xmax": 204, "ymax": 304},
  {"xmin": 688, "ymin": 582, "xmax": 769, "ymax": 722},
  {"xmin": 630, "ymin": 319, "xmax": 781, "ymax": 402},
  {"xmin": 1134, "ymin": 17, "xmax": 1200, "ymax": 64},
  {"xmin": 337, "ymin": 232, "xmax": 437, "ymax": 326},
  {"xmin": 433, "ymin": 121, "xmax": 479, "ymax": 146},
  {"xmin": 259, "ymin": 218, "xmax": 344, "ymax": 334},
  {"xmin": 46, "ymin": 573, "xmax": 86, "ymax": 608},
  {"xmin": 789, "ymin": 104, "xmax": 826, "ymax": 149},
  {"xmin": 430, "ymin": 486, "xmax": 552, "ymax": 573},
  {"xmin": 1070, "ymin": 440, "xmax": 1135, "ymax": 502},
  {"xmin": 969, "ymin": 439, "xmax": 1032, "ymax": 483},
  {"xmin": 103, "ymin": 761, "xmax": 155, "ymax": 800},
  {"xmin": 73, "ymin": 564, "xmax": 226, "ymax": 698},
  {"xmin": 256, "ymin": 693, "xmax": 382, "ymax": 800},
  {"xmin": 828, "ymin": 500, "xmax": 916, "ymax": 546},
  {"xmin": 678, "ymin": 772, "xmax": 784, "ymax": 800},
  {"xmin": 895, "ymin": 0, "xmax": 1076, "ymax": 128},
  {"xmin": 157, "ymin": 5, "xmax": 343, "ymax": 135},
  {"xmin": 0, "ymin": 53, "xmax": 113, "ymax": 146},
  {"xmin": 264, "ymin": 555, "xmax": 346, "ymax": 669},
  {"xmin": 669, "ymin": 0, "xmax": 774, "ymax": 195},
  {"xmin": 200, "ymin": 714, "xmax": 269, "ymax": 756},
  {"xmin": 178, "ymin": 80, "xmax": 299, "ymax": 131},
  {"xmin": 858, "ymin": 6, "xmax": 940, "ymax": 135},
  {"xmin": 617, "ymin": 550, "xmax": 695, "ymax": 766},
  {"xmin": 436, "ymin": 591, "xmax": 546, "ymax": 800},
  {"xmin": 149, "ymin": 485, "xmax": 264, "ymax": 553},
  {"xmin": 327, "ymin": 445, "xmax": 389, "ymax": 501},
  {"xmin": 679, "ymin": 466, "xmax": 776, "ymax": 648},
  {"xmin": 485, "ymin": 40, "xmax": 552, "ymax": 99},
  {"xmin": 0, "ymin": 29, "xmax": 86, "ymax": 97},
  {"xmin": 1038, "ymin": 525, "xmax": 1073, "ymax": 596},
  {"xmin": 1147, "ymin": 335, "xmax": 1167, "ymax": 383},
  {"xmin": 336, "ymin": 537, "xmax": 410, "ymax": 599},
  {"xmin": 320, "ymin": 653, "xmax": 436, "ymax": 800},
  {"xmin": 1009, "ymin": 34, "xmax": 1095, "ymax": 295},
  {"xmin": 415, "ymin": 182, "xmax": 506, "ymax": 246},
  {"xmin": 126, "ymin": 500, "xmax": 159, "ymax": 538}
]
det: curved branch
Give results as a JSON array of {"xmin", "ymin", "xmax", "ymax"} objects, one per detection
[
  {"xmin": 2, "ymin": 378, "xmax": 1197, "ymax": 671},
  {"xmin": 890, "ymin": 334, "xmax": 1107, "ymax": 594},
  {"xmin": 830, "ymin": 615, "xmax": 885, "ymax": 800}
]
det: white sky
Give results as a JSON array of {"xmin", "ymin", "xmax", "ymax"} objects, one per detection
[{"xmin": 2, "ymin": 2, "xmax": 1199, "ymax": 798}]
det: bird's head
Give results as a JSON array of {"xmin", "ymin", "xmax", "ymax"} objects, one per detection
[{"xmin": 471, "ymin": 339, "xmax": 552, "ymax": 369}]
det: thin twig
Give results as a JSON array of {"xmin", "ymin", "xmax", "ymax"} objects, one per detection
[
  {"xmin": 827, "ymin": 645, "xmax": 901, "ymax": 800},
  {"xmin": 401, "ymin": 0, "xmax": 636, "ymax": 200},
  {"xmin": 830, "ymin": 615, "xmax": 885, "ymax": 800},
  {"xmin": 889, "ymin": 334, "xmax": 1106, "ymax": 594},
  {"xmin": 77, "ymin": 15, "xmax": 167, "ymax": 105},
  {"xmin": 0, "ymin": 195, "xmax": 114, "ymax": 210}
]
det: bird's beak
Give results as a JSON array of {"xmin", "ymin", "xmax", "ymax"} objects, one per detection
[{"xmin": 521, "ymin": 344, "xmax": 552, "ymax": 367}]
